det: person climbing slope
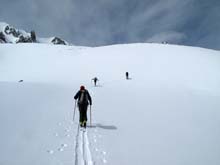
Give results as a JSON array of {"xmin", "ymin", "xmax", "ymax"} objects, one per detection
[
  {"xmin": 125, "ymin": 72, "xmax": 129, "ymax": 80},
  {"xmin": 74, "ymin": 85, "xmax": 92, "ymax": 128},
  {"xmin": 92, "ymin": 77, "xmax": 99, "ymax": 86}
]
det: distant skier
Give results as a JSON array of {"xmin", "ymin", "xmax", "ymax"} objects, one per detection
[
  {"xmin": 125, "ymin": 72, "xmax": 129, "ymax": 80},
  {"xmin": 92, "ymin": 77, "xmax": 99, "ymax": 86},
  {"xmin": 74, "ymin": 85, "xmax": 92, "ymax": 128}
]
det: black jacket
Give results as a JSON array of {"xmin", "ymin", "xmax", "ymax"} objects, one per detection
[{"xmin": 74, "ymin": 89, "xmax": 92, "ymax": 105}]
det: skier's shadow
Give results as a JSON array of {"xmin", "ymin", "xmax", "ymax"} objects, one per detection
[
  {"xmin": 88, "ymin": 123, "xmax": 117, "ymax": 130},
  {"xmin": 94, "ymin": 84, "xmax": 103, "ymax": 87}
]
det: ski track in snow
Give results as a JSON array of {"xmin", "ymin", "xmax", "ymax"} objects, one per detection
[{"xmin": 75, "ymin": 125, "xmax": 94, "ymax": 165}]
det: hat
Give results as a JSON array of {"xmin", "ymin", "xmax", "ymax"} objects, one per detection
[{"xmin": 80, "ymin": 85, "xmax": 85, "ymax": 90}]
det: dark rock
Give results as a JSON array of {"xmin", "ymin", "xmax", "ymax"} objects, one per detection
[
  {"xmin": 30, "ymin": 30, "xmax": 36, "ymax": 42},
  {"xmin": 4, "ymin": 26, "xmax": 10, "ymax": 34},
  {"xmin": 0, "ymin": 39, "xmax": 5, "ymax": 43},
  {"xmin": 0, "ymin": 32, "xmax": 6, "ymax": 43},
  {"xmin": 51, "ymin": 37, "xmax": 67, "ymax": 45},
  {"xmin": 17, "ymin": 35, "xmax": 32, "ymax": 43},
  {"xmin": 4, "ymin": 25, "xmax": 20, "ymax": 37}
]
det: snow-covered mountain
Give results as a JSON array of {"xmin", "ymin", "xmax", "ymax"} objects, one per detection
[
  {"xmin": 0, "ymin": 22, "xmax": 68, "ymax": 45},
  {"xmin": 0, "ymin": 43, "xmax": 220, "ymax": 165}
]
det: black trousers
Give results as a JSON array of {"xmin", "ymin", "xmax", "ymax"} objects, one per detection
[{"xmin": 78, "ymin": 104, "xmax": 88, "ymax": 123}]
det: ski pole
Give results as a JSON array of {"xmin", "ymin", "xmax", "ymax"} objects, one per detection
[
  {"xmin": 73, "ymin": 100, "xmax": 77, "ymax": 122},
  {"xmin": 90, "ymin": 105, "xmax": 92, "ymax": 126}
]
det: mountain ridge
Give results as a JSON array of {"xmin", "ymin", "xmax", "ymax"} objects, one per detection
[{"xmin": 0, "ymin": 22, "xmax": 68, "ymax": 45}]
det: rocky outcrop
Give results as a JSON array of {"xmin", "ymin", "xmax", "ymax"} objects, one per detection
[
  {"xmin": 4, "ymin": 25, "xmax": 21, "ymax": 37},
  {"xmin": 0, "ymin": 32, "xmax": 6, "ymax": 43},
  {"xmin": 0, "ymin": 22, "xmax": 68, "ymax": 45},
  {"xmin": 30, "ymin": 31, "xmax": 36, "ymax": 42},
  {"xmin": 0, "ymin": 24, "xmax": 35, "ymax": 43},
  {"xmin": 51, "ymin": 37, "xmax": 67, "ymax": 45},
  {"xmin": 17, "ymin": 35, "xmax": 33, "ymax": 43}
]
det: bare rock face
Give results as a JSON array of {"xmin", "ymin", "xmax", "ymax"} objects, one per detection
[
  {"xmin": 1, "ymin": 24, "xmax": 35, "ymax": 43},
  {"xmin": 51, "ymin": 37, "xmax": 67, "ymax": 45},
  {"xmin": 0, "ymin": 39, "xmax": 6, "ymax": 43},
  {"xmin": 0, "ymin": 32, "xmax": 6, "ymax": 43},
  {"xmin": 30, "ymin": 31, "xmax": 36, "ymax": 42},
  {"xmin": 0, "ymin": 22, "xmax": 68, "ymax": 45},
  {"xmin": 17, "ymin": 35, "xmax": 33, "ymax": 43},
  {"xmin": 4, "ymin": 25, "xmax": 21, "ymax": 37}
]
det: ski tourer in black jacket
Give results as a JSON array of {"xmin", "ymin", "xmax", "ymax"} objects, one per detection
[
  {"xmin": 74, "ymin": 86, "xmax": 92, "ymax": 127},
  {"xmin": 74, "ymin": 89, "xmax": 92, "ymax": 106}
]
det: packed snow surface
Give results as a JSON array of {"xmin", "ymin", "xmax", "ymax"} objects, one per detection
[{"xmin": 0, "ymin": 43, "xmax": 220, "ymax": 165}]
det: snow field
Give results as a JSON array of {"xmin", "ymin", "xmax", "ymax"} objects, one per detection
[{"xmin": 0, "ymin": 43, "xmax": 220, "ymax": 165}]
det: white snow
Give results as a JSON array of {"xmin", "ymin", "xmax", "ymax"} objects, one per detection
[{"xmin": 0, "ymin": 43, "xmax": 220, "ymax": 165}]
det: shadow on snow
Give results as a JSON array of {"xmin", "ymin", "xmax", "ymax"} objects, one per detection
[{"xmin": 87, "ymin": 123, "xmax": 117, "ymax": 130}]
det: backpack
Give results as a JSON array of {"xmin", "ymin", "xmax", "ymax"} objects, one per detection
[{"xmin": 78, "ymin": 90, "xmax": 88, "ymax": 104}]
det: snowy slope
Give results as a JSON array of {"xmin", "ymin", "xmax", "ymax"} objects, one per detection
[{"xmin": 0, "ymin": 43, "xmax": 220, "ymax": 165}]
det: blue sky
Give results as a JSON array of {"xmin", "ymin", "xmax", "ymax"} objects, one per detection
[{"xmin": 0, "ymin": 0, "xmax": 219, "ymax": 50}]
